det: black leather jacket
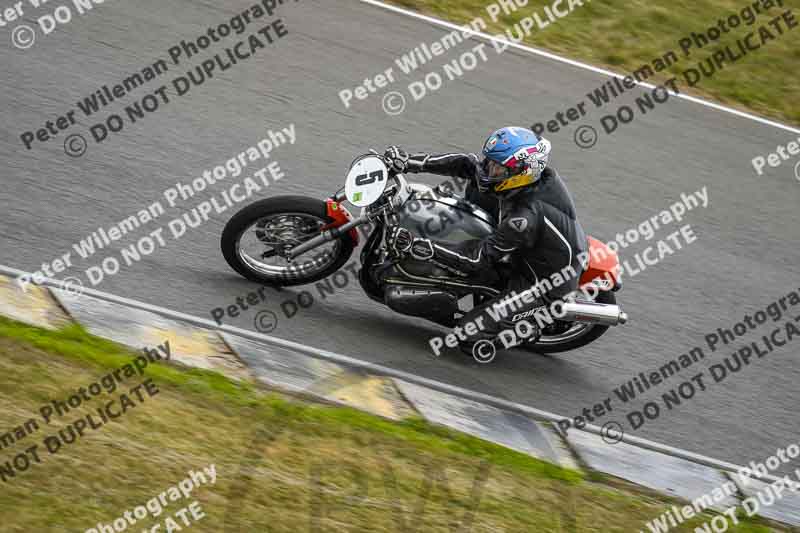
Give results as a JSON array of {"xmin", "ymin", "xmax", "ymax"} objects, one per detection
[{"xmin": 406, "ymin": 152, "xmax": 588, "ymax": 286}]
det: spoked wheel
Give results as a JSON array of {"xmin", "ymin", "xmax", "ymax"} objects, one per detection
[
  {"xmin": 221, "ymin": 196, "xmax": 355, "ymax": 286},
  {"xmin": 520, "ymin": 290, "xmax": 616, "ymax": 354}
]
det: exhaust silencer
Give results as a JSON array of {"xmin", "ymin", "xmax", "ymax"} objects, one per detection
[{"xmin": 553, "ymin": 301, "xmax": 628, "ymax": 327}]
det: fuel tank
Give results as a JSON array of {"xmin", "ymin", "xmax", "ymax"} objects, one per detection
[
  {"xmin": 391, "ymin": 185, "xmax": 495, "ymax": 277},
  {"xmin": 394, "ymin": 184, "xmax": 495, "ymax": 243}
]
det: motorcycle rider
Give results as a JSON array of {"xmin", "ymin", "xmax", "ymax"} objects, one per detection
[{"xmin": 383, "ymin": 126, "xmax": 588, "ymax": 354}]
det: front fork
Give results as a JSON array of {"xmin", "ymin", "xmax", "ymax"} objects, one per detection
[{"xmin": 287, "ymin": 199, "xmax": 367, "ymax": 260}]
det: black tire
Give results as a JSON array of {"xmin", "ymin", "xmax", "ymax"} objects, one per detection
[
  {"xmin": 522, "ymin": 290, "xmax": 616, "ymax": 354},
  {"xmin": 220, "ymin": 195, "xmax": 355, "ymax": 287}
]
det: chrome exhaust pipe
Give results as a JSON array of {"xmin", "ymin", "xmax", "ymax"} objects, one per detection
[{"xmin": 553, "ymin": 301, "xmax": 628, "ymax": 327}]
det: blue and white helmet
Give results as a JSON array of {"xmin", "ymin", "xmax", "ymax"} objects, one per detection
[{"xmin": 480, "ymin": 127, "xmax": 551, "ymax": 192}]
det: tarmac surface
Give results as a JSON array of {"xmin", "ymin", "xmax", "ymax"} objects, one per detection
[{"xmin": 2, "ymin": 0, "xmax": 799, "ymax": 472}]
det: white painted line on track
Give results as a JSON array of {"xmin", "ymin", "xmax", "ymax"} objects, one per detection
[{"xmin": 358, "ymin": 0, "xmax": 800, "ymax": 136}]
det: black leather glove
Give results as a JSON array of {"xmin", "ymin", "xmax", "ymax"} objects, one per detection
[
  {"xmin": 383, "ymin": 146, "xmax": 409, "ymax": 173},
  {"xmin": 386, "ymin": 227, "xmax": 434, "ymax": 260}
]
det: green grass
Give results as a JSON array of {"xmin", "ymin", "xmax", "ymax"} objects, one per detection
[
  {"xmin": 387, "ymin": 0, "xmax": 800, "ymax": 126},
  {"xmin": 0, "ymin": 317, "xmax": 784, "ymax": 531}
]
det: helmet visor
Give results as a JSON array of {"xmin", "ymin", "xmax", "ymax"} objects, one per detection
[{"xmin": 481, "ymin": 158, "xmax": 509, "ymax": 179}]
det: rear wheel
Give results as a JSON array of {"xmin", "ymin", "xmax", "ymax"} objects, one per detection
[
  {"xmin": 221, "ymin": 196, "xmax": 355, "ymax": 286},
  {"xmin": 522, "ymin": 290, "xmax": 616, "ymax": 354}
]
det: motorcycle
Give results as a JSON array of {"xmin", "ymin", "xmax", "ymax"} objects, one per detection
[{"xmin": 220, "ymin": 152, "xmax": 627, "ymax": 359}]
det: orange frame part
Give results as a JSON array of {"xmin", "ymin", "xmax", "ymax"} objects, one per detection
[
  {"xmin": 325, "ymin": 199, "xmax": 360, "ymax": 245},
  {"xmin": 579, "ymin": 236, "xmax": 621, "ymax": 290}
]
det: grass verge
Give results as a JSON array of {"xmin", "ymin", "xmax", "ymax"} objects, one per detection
[
  {"xmin": 0, "ymin": 316, "xmax": 783, "ymax": 531},
  {"xmin": 386, "ymin": 0, "xmax": 799, "ymax": 126}
]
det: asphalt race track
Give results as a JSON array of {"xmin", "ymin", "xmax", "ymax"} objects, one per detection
[{"xmin": 2, "ymin": 0, "xmax": 799, "ymax": 473}]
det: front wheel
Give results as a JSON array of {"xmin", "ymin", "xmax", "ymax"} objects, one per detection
[
  {"xmin": 220, "ymin": 195, "xmax": 356, "ymax": 286},
  {"xmin": 522, "ymin": 290, "xmax": 617, "ymax": 354}
]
